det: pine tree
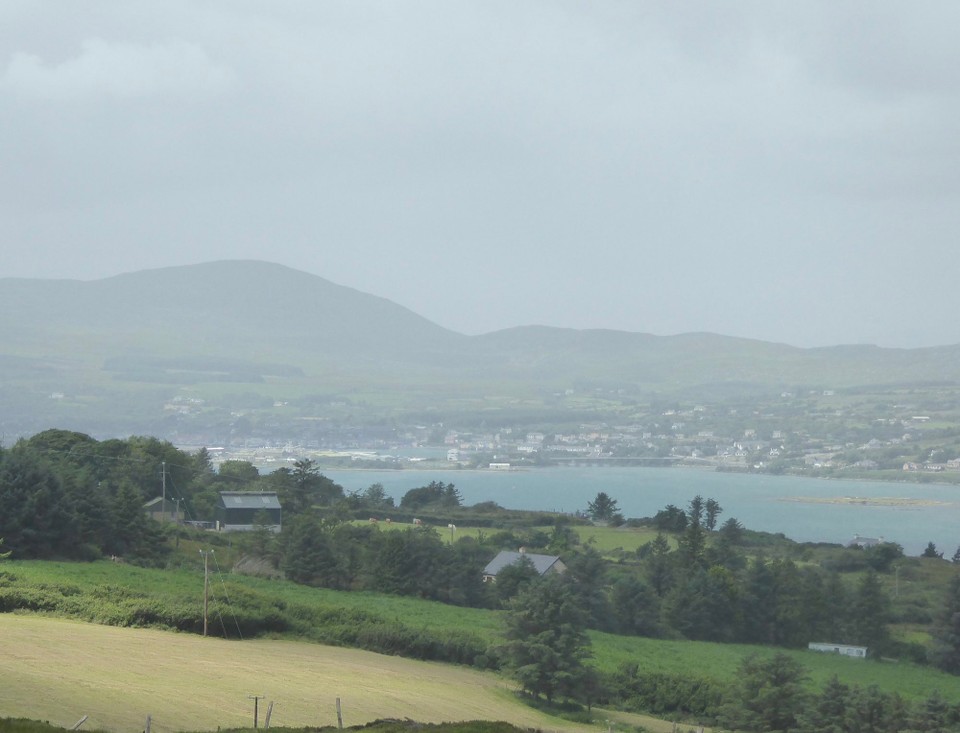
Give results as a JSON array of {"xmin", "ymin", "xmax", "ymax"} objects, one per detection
[
  {"xmin": 911, "ymin": 689, "xmax": 950, "ymax": 732},
  {"xmin": 502, "ymin": 574, "xmax": 592, "ymax": 703},
  {"xmin": 610, "ymin": 574, "xmax": 660, "ymax": 636},
  {"xmin": 688, "ymin": 495, "xmax": 705, "ymax": 527},
  {"xmin": 644, "ymin": 532, "xmax": 674, "ymax": 596},
  {"xmin": 677, "ymin": 517, "xmax": 707, "ymax": 572},
  {"xmin": 495, "ymin": 556, "xmax": 540, "ymax": 605},
  {"xmin": 930, "ymin": 574, "xmax": 960, "ymax": 674},
  {"xmin": 281, "ymin": 515, "xmax": 344, "ymax": 587},
  {"xmin": 108, "ymin": 480, "xmax": 166, "ymax": 561},
  {"xmin": 704, "ymin": 497, "xmax": 723, "ymax": 530},
  {"xmin": 0, "ymin": 445, "xmax": 77, "ymax": 558},
  {"xmin": 718, "ymin": 653, "xmax": 810, "ymax": 732},
  {"xmin": 847, "ymin": 571, "xmax": 891, "ymax": 655},
  {"xmin": 587, "ymin": 492, "xmax": 619, "ymax": 522},
  {"xmin": 843, "ymin": 685, "xmax": 897, "ymax": 733},
  {"xmin": 796, "ymin": 675, "xmax": 849, "ymax": 733}
]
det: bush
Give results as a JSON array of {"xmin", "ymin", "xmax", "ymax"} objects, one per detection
[{"xmin": 610, "ymin": 664, "xmax": 726, "ymax": 719}]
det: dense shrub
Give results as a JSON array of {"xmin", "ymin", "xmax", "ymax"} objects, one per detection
[{"xmin": 610, "ymin": 664, "xmax": 727, "ymax": 719}]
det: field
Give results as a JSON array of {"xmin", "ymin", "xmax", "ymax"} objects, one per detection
[
  {"xmin": 0, "ymin": 615, "xmax": 678, "ymax": 733},
  {"xmin": 5, "ymin": 558, "xmax": 960, "ymax": 709},
  {"xmin": 588, "ymin": 632, "xmax": 960, "ymax": 700},
  {"xmin": 352, "ymin": 522, "xmax": 666, "ymax": 557},
  {"xmin": 0, "ymin": 614, "xmax": 546, "ymax": 732}
]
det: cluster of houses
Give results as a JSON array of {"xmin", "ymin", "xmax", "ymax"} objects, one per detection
[{"xmin": 185, "ymin": 401, "xmax": 960, "ymax": 478}]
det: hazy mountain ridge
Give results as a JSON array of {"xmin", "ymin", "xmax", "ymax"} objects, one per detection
[
  {"xmin": 3, "ymin": 260, "xmax": 960, "ymax": 383},
  {"xmin": 1, "ymin": 260, "xmax": 959, "ymax": 437},
  {"xmin": 0, "ymin": 261, "xmax": 466, "ymax": 363}
]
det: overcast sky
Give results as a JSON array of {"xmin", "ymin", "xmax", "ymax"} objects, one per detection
[{"xmin": 2, "ymin": 2, "xmax": 959, "ymax": 348}]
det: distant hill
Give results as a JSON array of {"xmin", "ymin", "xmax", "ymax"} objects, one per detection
[
  {"xmin": 0, "ymin": 260, "xmax": 466, "ymax": 361},
  {"xmin": 1, "ymin": 260, "xmax": 958, "ymax": 438}
]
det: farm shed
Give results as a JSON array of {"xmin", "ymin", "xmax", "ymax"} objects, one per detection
[
  {"xmin": 215, "ymin": 491, "xmax": 282, "ymax": 532},
  {"xmin": 143, "ymin": 496, "xmax": 182, "ymax": 524},
  {"xmin": 482, "ymin": 549, "xmax": 566, "ymax": 582},
  {"xmin": 808, "ymin": 642, "xmax": 868, "ymax": 658}
]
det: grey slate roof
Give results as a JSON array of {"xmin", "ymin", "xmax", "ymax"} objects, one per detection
[
  {"xmin": 218, "ymin": 491, "xmax": 282, "ymax": 510},
  {"xmin": 483, "ymin": 550, "xmax": 562, "ymax": 577}
]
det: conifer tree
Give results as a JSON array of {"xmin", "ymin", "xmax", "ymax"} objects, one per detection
[
  {"xmin": 796, "ymin": 675, "xmax": 849, "ymax": 733},
  {"xmin": 704, "ymin": 497, "xmax": 723, "ymax": 530},
  {"xmin": 930, "ymin": 574, "xmax": 960, "ymax": 674},
  {"xmin": 502, "ymin": 574, "xmax": 592, "ymax": 703},
  {"xmin": 847, "ymin": 571, "xmax": 891, "ymax": 655},
  {"xmin": 718, "ymin": 653, "xmax": 809, "ymax": 732},
  {"xmin": 586, "ymin": 491, "xmax": 619, "ymax": 522},
  {"xmin": 644, "ymin": 532, "xmax": 674, "ymax": 596}
]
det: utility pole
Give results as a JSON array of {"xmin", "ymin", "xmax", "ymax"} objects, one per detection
[
  {"xmin": 199, "ymin": 549, "xmax": 214, "ymax": 636},
  {"xmin": 172, "ymin": 496, "xmax": 182, "ymax": 547},
  {"xmin": 161, "ymin": 461, "xmax": 167, "ymax": 522}
]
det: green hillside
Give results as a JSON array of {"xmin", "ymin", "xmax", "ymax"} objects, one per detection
[
  {"xmin": 4, "ymin": 559, "xmax": 960, "ymax": 706},
  {"xmin": 2, "ymin": 260, "xmax": 960, "ymax": 438}
]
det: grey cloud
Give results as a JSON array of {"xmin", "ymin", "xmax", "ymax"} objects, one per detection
[
  {"xmin": 1, "ymin": 37, "xmax": 237, "ymax": 99},
  {"xmin": 1, "ymin": 1, "xmax": 958, "ymax": 348}
]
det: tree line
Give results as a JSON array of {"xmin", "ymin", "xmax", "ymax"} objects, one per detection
[
  {"xmin": 0, "ymin": 429, "xmax": 460, "ymax": 563},
  {"xmin": 6, "ymin": 429, "xmax": 960, "ymax": 685},
  {"xmin": 494, "ymin": 557, "xmax": 960, "ymax": 732}
]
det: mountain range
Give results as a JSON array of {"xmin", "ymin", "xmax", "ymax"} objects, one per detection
[{"xmin": 1, "ymin": 260, "xmax": 957, "ymax": 439}]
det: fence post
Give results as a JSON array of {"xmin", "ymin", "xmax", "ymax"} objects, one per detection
[{"xmin": 264, "ymin": 702, "xmax": 274, "ymax": 729}]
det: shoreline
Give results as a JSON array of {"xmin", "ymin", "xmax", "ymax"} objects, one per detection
[
  {"xmin": 304, "ymin": 460, "xmax": 960, "ymax": 489},
  {"xmin": 779, "ymin": 496, "xmax": 955, "ymax": 507}
]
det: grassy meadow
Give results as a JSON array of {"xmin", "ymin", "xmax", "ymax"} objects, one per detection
[
  {"xmin": 5, "ymin": 558, "xmax": 960, "ymax": 709},
  {"xmin": 0, "ymin": 615, "xmax": 596, "ymax": 733},
  {"xmin": 352, "ymin": 521, "xmax": 667, "ymax": 557}
]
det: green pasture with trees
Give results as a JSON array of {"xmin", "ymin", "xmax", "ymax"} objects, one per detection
[{"xmin": 7, "ymin": 429, "xmax": 960, "ymax": 731}]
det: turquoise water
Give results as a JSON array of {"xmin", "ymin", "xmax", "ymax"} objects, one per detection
[{"xmin": 323, "ymin": 466, "xmax": 960, "ymax": 556}]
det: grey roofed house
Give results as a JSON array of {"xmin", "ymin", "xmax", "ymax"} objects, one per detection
[
  {"xmin": 214, "ymin": 491, "xmax": 282, "ymax": 532},
  {"xmin": 482, "ymin": 549, "xmax": 566, "ymax": 582},
  {"xmin": 143, "ymin": 496, "xmax": 183, "ymax": 524}
]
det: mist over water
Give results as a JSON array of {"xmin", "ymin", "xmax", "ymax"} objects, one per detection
[{"xmin": 324, "ymin": 466, "xmax": 960, "ymax": 556}]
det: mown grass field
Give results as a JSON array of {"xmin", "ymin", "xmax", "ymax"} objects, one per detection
[
  {"xmin": 5, "ymin": 559, "xmax": 960, "ymax": 708},
  {"xmin": 0, "ymin": 615, "xmax": 682, "ymax": 733}
]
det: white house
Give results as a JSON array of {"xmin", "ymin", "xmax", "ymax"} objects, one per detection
[{"xmin": 808, "ymin": 642, "xmax": 868, "ymax": 658}]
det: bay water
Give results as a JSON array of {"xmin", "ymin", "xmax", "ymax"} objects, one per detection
[{"xmin": 323, "ymin": 465, "xmax": 960, "ymax": 556}]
